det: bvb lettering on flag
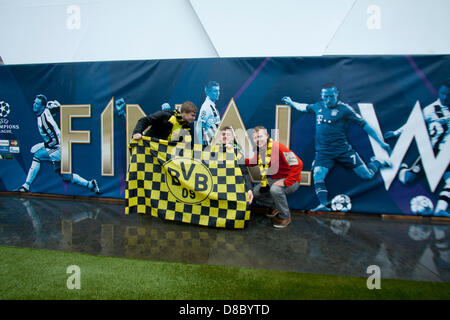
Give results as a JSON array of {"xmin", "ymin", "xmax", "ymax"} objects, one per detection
[{"xmin": 125, "ymin": 136, "xmax": 251, "ymax": 229}]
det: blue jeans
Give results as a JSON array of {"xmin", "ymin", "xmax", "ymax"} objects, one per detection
[{"xmin": 253, "ymin": 177, "xmax": 300, "ymax": 220}]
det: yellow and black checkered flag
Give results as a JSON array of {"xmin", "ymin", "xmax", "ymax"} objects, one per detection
[{"xmin": 125, "ymin": 136, "xmax": 251, "ymax": 229}]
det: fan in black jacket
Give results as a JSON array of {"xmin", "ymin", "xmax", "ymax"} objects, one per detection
[{"xmin": 132, "ymin": 101, "xmax": 197, "ymax": 142}]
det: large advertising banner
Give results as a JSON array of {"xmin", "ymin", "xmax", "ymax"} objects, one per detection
[{"xmin": 0, "ymin": 56, "xmax": 449, "ymax": 217}]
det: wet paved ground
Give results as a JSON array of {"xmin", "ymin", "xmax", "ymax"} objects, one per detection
[{"xmin": 0, "ymin": 193, "xmax": 449, "ymax": 282}]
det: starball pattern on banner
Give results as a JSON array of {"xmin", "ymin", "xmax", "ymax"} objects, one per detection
[{"xmin": 125, "ymin": 136, "xmax": 250, "ymax": 229}]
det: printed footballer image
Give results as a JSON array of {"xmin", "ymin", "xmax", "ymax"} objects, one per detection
[
  {"xmin": 195, "ymin": 81, "xmax": 221, "ymax": 146},
  {"xmin": 15, "ymin": 94, "xmax": 102, "ymax": 195},
  {"xmin": 384, "ymin": 79, "xmax": 450, "ymax": 217},
  {"xmin": 282, "ymin": 79, "xmax": 450, "ymax": 217},
  {"xmin": 282, "ymin": 83, "xmax": 391, "ymax": 212}
]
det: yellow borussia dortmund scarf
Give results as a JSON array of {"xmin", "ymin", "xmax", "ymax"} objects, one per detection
[
  {"xmin": 168, "ymin": 110, "xmax": 190, "ymax": 142},
  {"xmin": 257, "ymin": 138, "xmax": 272, "ymax": 187},
  {"xmin": 221, "ymin": 144, "xmax": 244, "ymax": 162}
]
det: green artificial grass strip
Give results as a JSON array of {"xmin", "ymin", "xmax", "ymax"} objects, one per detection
[{"xmin": 1, "ymin": 245, "xmax": 449, "ymax": 300}]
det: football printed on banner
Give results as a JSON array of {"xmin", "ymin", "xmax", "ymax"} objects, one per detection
[
  {"xmin": 410, "ymin": 195, "xmax": 434, "ymax": 216},
  {"xmin": 331, "ymin": 194, "xmax": 352, "ymax": 212},
  {"xmin": 0, "ymin": 99, "xmax": 20, "ymax": 134},
  {"xmin": 0, "ymin": 101, "xmax": 10, "ymax": 117}
]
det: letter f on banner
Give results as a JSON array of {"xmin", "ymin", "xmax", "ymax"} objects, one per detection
[
  {"xmin": 60, "ymin": 105, "xmax": 91, "ymax": 174},
  {"xmin": 359, "ymin": 102, "xmax": 450, "ymax": 192}
]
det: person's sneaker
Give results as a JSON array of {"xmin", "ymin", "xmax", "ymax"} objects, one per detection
[
  {"xmin": 370, "ymin": 156, "xmax": 391, "ymax": 168},
  {"xmin": 15, "ymin": 185, "xmax": 29, "ymax": 193},
  {"xmin": 266, "ymin": 208, "xmax": 278, "ymax": 218},
  {"xmin": 310, "ymin": 203, "xmax": 331, "ymax": 212},
  {"xmin": 272, "ymin": 216, "xmax": 292, "ymax": 229},
  {"xmin": 89, "ymin": 180, "xmax": 102, "ymax": 194}
]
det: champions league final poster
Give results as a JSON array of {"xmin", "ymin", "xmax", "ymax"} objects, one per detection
[{"xmin": 0, "ymin": 55, "xmax": 449, "ymax": 217}]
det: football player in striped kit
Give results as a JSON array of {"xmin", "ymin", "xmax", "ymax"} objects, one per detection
[
  {"xmin": 16, "ymin": 94, "xmax": 101, "ymax": 194},
  {"xmin": 384, "ymin": 79, "xmax": 450, "ymax": 216},
  {"xmin": 195, "ymin": 81, "xmax": 221, "ymax": 146}
]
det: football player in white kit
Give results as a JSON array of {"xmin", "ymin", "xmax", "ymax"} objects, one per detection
[
  {"xmin": 195, "ymin": 81, "xmax": 221, "ymax": 146},
  {"xmin": 16, "ymin": 94, "xmax": 101, "ymax": 194},
  {"xmin": 384, "ymin": 79, "xmax": 450, "ymax": 216}
]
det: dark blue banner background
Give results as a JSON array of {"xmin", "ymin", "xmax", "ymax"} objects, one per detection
[{"xmin": 0, "ymin": 55, "xmax": 449, "ymax": 216}]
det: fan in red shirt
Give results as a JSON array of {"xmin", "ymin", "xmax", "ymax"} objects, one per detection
[{"xmin": 245, "ymin": 126, "xmax": 303, "ymax": 228}]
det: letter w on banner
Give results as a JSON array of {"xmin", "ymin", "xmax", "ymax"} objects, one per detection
[{"xmin": 125, "ymin": 137, "xmax": 250, "ymax": 229}]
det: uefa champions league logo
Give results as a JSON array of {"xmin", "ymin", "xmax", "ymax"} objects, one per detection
[
  {"xmin": 0, "ymin": 100, "xmax": 11, "ymax": 118},
  {"xmin": 0, "ymin": 100, "xmax": 20, "ymax": 133}
]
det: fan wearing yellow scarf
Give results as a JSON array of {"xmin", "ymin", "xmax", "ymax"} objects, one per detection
[
  {"xmin": 245, "ymin": 126, "xmax": 303, "ymax": 229},
  {"xmin": 132, "ymin": 101, "xmax": 197, "ymax": 142}
]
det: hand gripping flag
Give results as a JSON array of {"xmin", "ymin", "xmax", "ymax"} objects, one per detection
[{"xmin": 125, "ymin": 136, "xmax": 251, "ymax": 229}]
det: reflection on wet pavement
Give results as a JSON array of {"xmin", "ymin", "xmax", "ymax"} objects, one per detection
[{"xmin": 0, "ymin": 194, "xmax": 449, "ymax": 282}]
